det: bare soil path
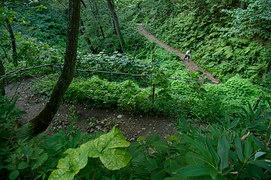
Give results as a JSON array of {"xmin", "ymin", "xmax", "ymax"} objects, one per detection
[
  {"xmin": 136, "ymin": 24, "xmax": 219, "ymax": 84},
  {"xmin": 6, "ymin": 78, "xmax": 177, "ymax": 141}
]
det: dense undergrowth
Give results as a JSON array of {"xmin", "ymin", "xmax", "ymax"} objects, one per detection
[
  {"xmin": 34, "ymin": 71, "xmax": 267, "ymax": 123},
  {"xmin": 135, "ymin": 0, "xmax": 271, "ymax": 82},
  {"xmin": 1, "ymin": 0, "xmax": 271, "ymax": 179},
  {"xmin": 1, "ymin": 95, "xmax": 270, "ymax": 180}
]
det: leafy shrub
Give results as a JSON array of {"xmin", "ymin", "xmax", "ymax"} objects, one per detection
[
  {"xmin": 140, "ymin": 0, "xmax": 271, "ymax": 81},
  {"xmin": 77, "ymin": 51, "xmax": 152, "ymax": 84},
  {"xmin": 204, "ymin": 76, "xmax": 266, "ymax": 112},
  {"xmin": 49, "ymin": 127, "xmax": 131, "ymax": 180},
  {"xmin": 66, "ymin": 76, "xmax": 122, "ymax": 108},
  {"xmin": 34, "ymin": 73, "xmax": 268, "ymax": 123},
  {"xmin": 124, "ymin": 104, "xmax": 271, "ymax": 179},
  {"xmin": 225, "ymin": 0, "xmax": 271, "ymax": 40},
  {"xmin": 0, "ymin": 97, "xmax": 94, "ymax": 180}
]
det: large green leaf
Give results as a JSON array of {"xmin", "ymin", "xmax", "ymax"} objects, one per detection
[
  {"xmin": 251, "ymin": 160, "xmax": 271, "ymax": 171},
  {"xmin": 145, "ymin": 157, "xmax": 158, "ymax": 171},
  {"xmin": 9, "ymin": 170, "xmax": 19, "ymax": 180},
  {"xmin": 185, "ymin": 152, "xmax": 205, "ymax": 165},
  {"xmin": 234, "ymin": 138, "xmax": 244, "ymax": 162},
  {"xmin": 49, "ymin": 170, "xmax": 75, "ymax": 180},
  {"xmin": 206, "ymin": 139, "xmax": 219, "ymax": 168},
  {"xmin": 32, "ymin": 153, "xmax": 48, "ymax": 170},
  {"xmin": 244, "ymin": 139, "xmax": 253, "ymax": 160},
  {"xmin": 176, "ymin": 164, "xmax": 216, "ymax": 177},
  {"xmin": 151, "ymin": 168, "xmax": 166, "ymax": 180},
  {"xmin": 217, "ymin": 135, "xmax": 230, "ymax": 171},
  {"xmin": 91, "ymin": 127, "xmax": 130, "ymax": 151},
  {"xmin": 99, "ymin": 149, "xmax": 132, "ymax": 170},
  {"xmin": 254, "ymin": 152, "xmax": 266, "ymax": 161},
  {"xmin": 49, "ymin": 127, "xmax": 131, "ymax": 180},
  {"xmin": 18, "ymin": 162, "xmax": 29, "ymax": 170}
]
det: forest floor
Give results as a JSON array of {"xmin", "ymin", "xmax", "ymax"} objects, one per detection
[
  {"xmin": 6, "ymin": 78, "xmax": 177, "ymax": 141},
  {"xmin": 136, "ymin": 24, "xmax": 219, "ymax": 84}
]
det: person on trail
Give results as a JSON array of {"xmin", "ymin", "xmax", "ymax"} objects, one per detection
[{"xmin": 184, "ymin": 50, "xmax": 191, "ymax": 60}]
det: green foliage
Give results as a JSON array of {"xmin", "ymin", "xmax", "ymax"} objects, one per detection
[
  {"xmin": 0, "ymin": 96, "xmax": 24, "ymax": 129},
  {"xmin": 77, "ymin": 51, "xmax": 152, "ymax": 84},
  {"xmin": 12, "ymin": 37, "xmax": 63, "ymax": 68},
  {"xmin": 124, "ymin": 104, "xmax": 271, "ymax": 179},
  {"xmin": 79, "ymin": 51, "xmax": 151, "ymax": 74},
  {"xmin": 225, "ymin": 0, "xmax": 271, "ymax": 40},
  {"xmin": 2, "ymin": 0, "xmax": 271, "ymax": 179},
  {"xmin": 136, "ymin": 0, "xmax": 271, "ymax": 81},
  {"xmin": 1, "ymin": 85, "xmax": 270, "ymax": 180},
  {"xmin": 49, "ymin": 127, "xmax": 131, "ymax": 180},
  {"xmin": 0, "ymin": 97, "xmax": 93, "ymax": 180},
  {"xmin": 16, "ymin": 0, "xmax": 66, "ymax": 47},
  {"xmin": 1, "ymin": 128, "xmax": 93, "ymax": 180},
  {"xmin": 35, "ymin": 75, "xmax": 154, "ymax": 113},
  {"xmin": 0, "ymin": 96, "xmax": 25, "ymax": 152},
  {"xmin": 204, "ymin": 76, "xmax": 265, "ymax": 111},
  {"xmin": 34, "ymin": 72, "xmax": 268, "ymax": 123}
]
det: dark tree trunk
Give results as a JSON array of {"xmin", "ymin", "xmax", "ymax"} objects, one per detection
[
  {"xmin": 55, "ymin": 0, "xmax": 95, "ymax": 52},
  {"xmin": 5, "ymin": 18, "xmax": 18, "ymax": 66},
  {"xmin": 92, "ymin": 0, "xmax": 105, "ymax": 39},
  {"xmin": 80, "ymin": 19, "xmax": 97, "ymax": 53},
  {"xmin": 28, "ymin": 0, "xmax": 81, "ymax": 136},
  {"xmin": 106, "ymin": 0, "xmax": 125, "ymax": 53},
  {"xmin": 99, "ymin": 25, "xmax": 105, "ymax": 39},
  {"xmin": 0, "ymin": 60, "xmax": 5, "ymax": 96}
]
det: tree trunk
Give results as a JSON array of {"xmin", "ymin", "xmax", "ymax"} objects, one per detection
[
  {"xmin": 55, "ymin": 0, "xmax": 95, "ymax": 53},
  {"xmin": 0, "ymin": 60, "xmax": 5, "ymax": 96},
  {"xmin": 92, "ymin": 0, "xmax": 106, "ymax": 39},
  {"xmin": 106, "ymin": 0, "xmax": 125, "ymax": 53},
  {"xmin": 28, "ymin": 0, "xmax": 81, "ymax": 136},
  {"xmin": 5, "ymin": 18, "xmax": 18, "ymax": 66},
  {"xmin": 80, "ymin": 19, "xmax": 97, "ymax": 53}
]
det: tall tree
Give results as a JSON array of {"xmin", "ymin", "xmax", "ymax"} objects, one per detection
[
  {"xmin": 26, "ymin": 0, "xmax": 81, "ymax": 136},
  {"xmin": 89, "ymin": 0, "xmax": 105, "ymax": 39},
  {"xmin": 106, "ymin": 0, "xmax": 125, "ymax": 52},
  {"xmin": 80, "ymin": 19, "xmax": 97, "ymax": 53},
  {"xmin": 5, "ymin": 18, "xmax": 18, "ymax": 66}
]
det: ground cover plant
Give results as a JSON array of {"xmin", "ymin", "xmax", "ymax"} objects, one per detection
[
  {"xmin": 138, "ymin": 0, "xmax": 271, "ymax": 82},
  {"xmin": 1, "ymin": 0, "xmax": 270, "ymax": 179},
  {"xmin": 33, "ymin": 69, "xmax": 268, "ymax": 123},
  {"xmin": 0, "ymin": 96, "xmax": 270, "ymax": 179}
]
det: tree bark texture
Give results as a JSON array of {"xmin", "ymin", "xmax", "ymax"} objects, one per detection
[
  {"xmin": 5, "ymin": 18, "xmax": 18, "ymax": 66},
  {"xmin": 29, "ymin": 0, "xmax": 81, "ymax": 136},
  {"xmin": 0, "ymin": 60, "xmax": 5, "ymax": 96},
  {"xmin": 106, "ymin": 0, "xmax": 125, "ymax": 52}
]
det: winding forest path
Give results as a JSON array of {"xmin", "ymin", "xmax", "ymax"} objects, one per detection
[
  {"xmin": 136, "ymin": 24, "xmax": 219, "ymax": 84},
  {"xmin": 6, "ymin": 78, "xmax": 176, "ymax": 141}
]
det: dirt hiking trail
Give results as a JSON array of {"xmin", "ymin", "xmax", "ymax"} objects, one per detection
[
  {"xmin": 6, "ymin": 79, "xmax": 177, "ymax": 141},
  {"xmin": 137, "ymin": 24, "xmax": 219, "ymax": 84}
]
